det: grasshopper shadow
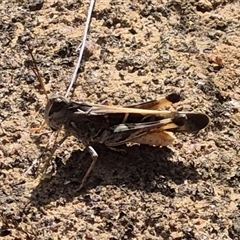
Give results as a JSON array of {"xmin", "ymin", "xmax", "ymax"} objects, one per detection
[{"xmin": 30, "ymin": 144, "xmax": 200, "ymax": 207}]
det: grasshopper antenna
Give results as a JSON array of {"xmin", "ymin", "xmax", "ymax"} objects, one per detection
[
  {"xmin": 25, "ymin": 44, "xmax": 58, "ymax": 175},
  {"xmin": 27, "ymin": 43, "xmax": 49, "ymax": 102},
  {"xmin": 65, "ymin": 0, "xmax": 96, "ymax": 98}
]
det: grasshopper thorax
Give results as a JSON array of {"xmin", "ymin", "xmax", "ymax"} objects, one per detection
[{"xmin": 44, "ymin": 96, "xmax": 69, "ymax": 131}]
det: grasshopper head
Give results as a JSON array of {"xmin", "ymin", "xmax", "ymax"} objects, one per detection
[{"xmin": 44, "ymin": 96, "xmax": 69, "ymax": 131}]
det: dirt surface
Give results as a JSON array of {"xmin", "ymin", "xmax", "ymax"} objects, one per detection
[{"xmin": 1, "ymin": 0, "xmax": 240, "ymax": 239}]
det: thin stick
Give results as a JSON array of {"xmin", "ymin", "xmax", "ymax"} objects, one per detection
[{"xmin": 65, "ymin": 0, "xmax": 96, "ymax": 98}]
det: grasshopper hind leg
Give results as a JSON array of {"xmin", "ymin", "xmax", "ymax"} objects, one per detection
[
  {"xmin": 75, "ymin": 146, "xmax": 98, "ymax": 191},
  {"xmin": 126, "ymin": 92, "xmax": 181, "ymax": 110}
]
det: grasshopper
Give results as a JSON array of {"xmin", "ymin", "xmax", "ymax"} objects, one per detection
[
  {"xmin": 44, "ymin": 93, "xmax": 209, "ymax": 190},
  {"xmin": 28, "ymin": 48, "xmax": 209, "ymax": 191}
]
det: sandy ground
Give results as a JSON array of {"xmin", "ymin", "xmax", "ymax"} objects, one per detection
[{"xmin": 0, "ymin": 0, "xmax": 240, "ymax": 239}]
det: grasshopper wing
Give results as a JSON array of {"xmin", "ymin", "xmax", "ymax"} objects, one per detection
[
  {"xmin": 98, "ymin": 112, "xmax": 209, "ymax": 147},
  {"xmin": 99, "ymin": 119, "xmax": 180, "ymax": 147}
]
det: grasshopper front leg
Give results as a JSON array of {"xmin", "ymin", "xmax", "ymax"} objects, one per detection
[{"xmin": 75, "ymin": 145, "xmax": 98, "ymax": 191}]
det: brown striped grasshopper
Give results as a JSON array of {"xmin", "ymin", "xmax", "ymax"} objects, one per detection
[{"xmin": 27, "ymin": 48, "xmax": 210, "ymax": 191}]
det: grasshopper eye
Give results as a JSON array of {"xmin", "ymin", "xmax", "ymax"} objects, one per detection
[
  {"xmin": 49, "ymin": 100, "xmax": 67, "ymax": 117},
  {"xmin": 44, "ymin": 97, "xmax": 69, "ymax": 131}
]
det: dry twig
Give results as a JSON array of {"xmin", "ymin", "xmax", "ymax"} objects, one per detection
[{"xmin": 65, "ymin": 0, "xmax": 96, "ymax": 98}]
